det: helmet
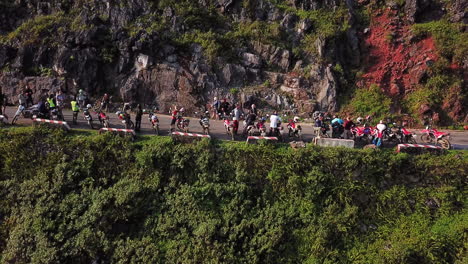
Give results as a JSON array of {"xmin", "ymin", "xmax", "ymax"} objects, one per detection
[
  {"xmin": 214, "ymin": 97, "xmax": 217, "ymax": 101},
  {"xmin": 205, "ymin": 111, "xmax": 209, "ymax": 114},
  {"xmin": 115, "ymin": 111, "xmax": 121, "ymax": 115},
  {"xmin": 86, "ymin": 104, "xmax": 92, "ymax": 109},
  {"xmin": 79, "ymin": 89, "xmax": 83, "ymax": 93},
  {"xmin": 180, "ymin": 108, "xmax": 185, "ymax": 112},
  {"xmin": 293, "ymin": 116, "xmax": 300, "ymax": 122},
  {"xmin": 357, "ymin": 117, "xmax": 363, "ymax": 123}
]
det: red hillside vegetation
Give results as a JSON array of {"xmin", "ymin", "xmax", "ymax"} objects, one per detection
[{"xmin": 360, "ymin": 8, "xmax": 438, "ymax": 96}]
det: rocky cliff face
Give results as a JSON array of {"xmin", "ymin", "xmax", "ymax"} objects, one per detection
[{"xmin": 0, "ymin": 0, "xmax": 466, "ymax": 122}]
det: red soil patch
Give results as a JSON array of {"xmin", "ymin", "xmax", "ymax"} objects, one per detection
[{"xmin": 360, "ymin": 9, "xmax": 438, "ymax": 96}]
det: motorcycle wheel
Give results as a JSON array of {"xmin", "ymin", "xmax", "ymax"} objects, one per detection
[
  {"xmin": 104, "ymin": 120, "xmax": 109, "ymax": 128},
  {"xmin": 420, "ymin": 134, "xmax": 433, "ymax": 144},
  {"xmin": 155, "ymin": 125, "xmax": 160, "ymax": 135},
  {"xmin": 408, "ymin": 137, "xmax": 417, "ymax": 144},
  {"xmin": 437, "ymin": 138, "xmax": 451, "ymax": 150},
  {"xmin": 11, "ymin": 115, "xmax": 19, "ymax": 125},
  {"xmin": 88, "ymin": 121, "xmax": 94, "ymax": 129}
]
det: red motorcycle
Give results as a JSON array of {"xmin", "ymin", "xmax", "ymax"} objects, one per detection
[
  {"xmin": 420, "ymin": 126, "xmax": 451, "ymax": 149},
  {"xmin": 287, "ymin": 120, "xmax": 302, "ymax": 140},
  {"xmin": 351, "ymin": 125, "xmax": 374, "ymax": 143},
  {"xmin": 98, "ymin": 111, "xmax": 110, "ymax": 128},
  {"xmin": 224, "ymin": 117, "xmax": 235, "ymax": 140},
  {"xmin": 397, "ymin": 126, "xmax": 417, "ymax": 144},
  {"xmin": 176, "ymin": 115, "xmax": 190, "ymax": 132}
]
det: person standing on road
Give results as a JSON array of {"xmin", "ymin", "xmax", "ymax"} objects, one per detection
[
  {"xmin": 0, "ymin": 86, "xmax": 5, "ymax": 115},
  {"xmin": 77, "ymin": 89, "xmax": 88, "ymax": 108},
  {"xmin": 24, "ymin": 85, "xmax": 33, "ymax": 107},
  {"xmin": 231, "ymin": 103, "xmax": 243, "ymax": 135},
  {"xmin": 269, "ymin": 111, "xmax": 281, "ymax": 136},
  {"xmin": 170, "ymin": 105, "xmax": 179, "ymax": 132},
  {"xmin": 343, "ymin": 117, "xmax": 355, "ymax": 139},
  {"xmin": 101, "ymin": 93, "xmax": 110, "ymax": 112},
  {"xmin": 212, "ymin": 97, "xmax": 220, "ymax": 120},
  {"xmin": 314, "ymin": 116, "xmax": 323, "ymax": 137},
  {"xmin": 373, "ymin": 120, "xmax": 386, "ymax": 147},
  {"xmin": 135, "ymin": 104, "xmax": 143, "ymax": 132},
  {"xmin": 70, "ymin": 97, "xmax": 80, "ymax": 125}
]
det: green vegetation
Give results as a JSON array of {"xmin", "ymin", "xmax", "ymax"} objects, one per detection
[
  {"xmin": 0, "ymin": 127, "xmax": 466, "ymax": 263},
  {"xmin": 344, "ymin": 84, "xmax": 392, "ymax": 121},
  {"xmin": 0, "ymin": 12, "xmax": 71, "ymax": 45},
  {"xmin": 412, "ymin": 20, "xmax": 468, "ymax": 63}
]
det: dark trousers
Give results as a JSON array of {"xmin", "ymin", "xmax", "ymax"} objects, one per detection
[{"xmin": 135, "ymin": 118, "xmax": 142, "ymax": 131}]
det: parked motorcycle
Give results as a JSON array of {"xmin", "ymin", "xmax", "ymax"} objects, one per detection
[
  {"xmin": 223, "ymin": 116, "xmax": 235, "ymax": 140},
  {"xmin": 351, "ymin": 125, "xmax": 373, "ymax": 143},
  {"xmin": 396, "ymin": 126, "xmax": 417, "ymax": 144},
  {"xmin": 176, "ymin": 115, "xmax": 190, "ymax": 132},
  {"xmin": 83, "ymin": 105, "xmax": 94, "ymax": 129},
  {"xmin": 148, "ymin": 112, "xmax": 160, "ymax": 135},
  {"xmin": 197, "ymin": 111, "xmax": 210, "ymax": 135},
  {"xmin": 420, "ymin": 126, "xmax": 451, "ymax": 149},
  {"xmin": 97, "ymin": 111, "xmax": 110, "ymax": 128},
  {"xmin": 287, "ymin": 119, "xmax": 302, "ymax": 140}
]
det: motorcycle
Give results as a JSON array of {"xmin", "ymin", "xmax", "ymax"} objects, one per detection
[
  {"xmin": 287, "ymin": 120, "xmax": 302, "ymax": 140},
  {"xmin": 420, "ymin": 126, "xmax": 451, "ymax": 149},
  {"xmin": 98, "ymin": 111, "xmax": 110, "ymax": 128},
  {"xmin": 176, "ymin": 115, "xmax": 190, "ymax": 132},
  {"xmin": 197, "ymin": 112, "xmax": 210, "ymax": 135},
  {"xmin": 223, "ymin": 116, "xmax": 235, "ymax": 140},
  {"xmin": 351, "ymin": 125, "xmax": 373, "ymax": 143},
  {"xmin": 11, "ymin": 104, "xmax": 45, "ymax": 124},
  {"xmin": 383, "ymin": 123, "xmax": 400, "ymax": 144},
  {"xmin": 0, "ymin": 114, "xmax": 8, "ymax": 126},
  {"xmin": 117, "ymin": 112, "xmax": 134, "ymax": 129},
  {"xmin": 82, "ymin": 108, "xmax": 94, "ymax": 129},
  {"xmin": 396, "ymin": 126, "xmax": 417, "ymax": 144},
  {"xmin": 269, "ymin": 120, "xmax": 284, "ymax": 141},
  {"xmin": 148, "ymin": 113, "xmax": 160, "ymax": 135},
  {"xmin": 50, "ymin": 108, "xmax": 60, "ymax": 121}
]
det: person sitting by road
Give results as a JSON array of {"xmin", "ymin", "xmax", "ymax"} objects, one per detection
[
  {"xmin": 231, "ymin": 103, "xmax": 243, "ymax": 135},
  {"xmin": 77, "ymin": 89, "xmax": 88, "ymax": 108},
  {"xmin": 170, "ymin": 105, "xmax": 179, "ymax": 132},
  {"xmin": 343, "ymin": 117, "xmax": 355, "ymax": 139},
  {"xmin": 220, "ymin": 99, "xmax": 230, "ymax": 117},
  {"xmin": 269, "ymin": 111, "xmax": 282, "ymax": 136},
  {"xmin": 373, "ymin": 120, "xmax": 387, "ymax": 147}
]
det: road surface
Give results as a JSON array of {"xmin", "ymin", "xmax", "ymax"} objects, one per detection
[{"xmin": 2, "ymin": 106, "xmax": 468, "ymax": 149}]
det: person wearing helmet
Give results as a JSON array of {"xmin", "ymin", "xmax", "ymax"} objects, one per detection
[
  {"xmin": 77, "ymin": 89, "xmax": 88, "ymax": 108},
  {"xmin": 356, "ymin": 117, "xmax": 363, "ymax": 125},
  {"xmin": 372, "ymin": 120, "xmax": 387, "ymax": 147}
]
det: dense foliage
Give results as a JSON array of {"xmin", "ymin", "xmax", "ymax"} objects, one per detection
[{"xmin": 0, "ymin": 127, "xmax": 466, "ymax": 263}]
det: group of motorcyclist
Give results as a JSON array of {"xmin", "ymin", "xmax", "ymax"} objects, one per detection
[
  {"xmin": 2, "ymin": 89, "xmax": 427, "ymax": 146},
  {"xmin": 312, "ymin": 111, "xmax": 417, "ymax": 146}
]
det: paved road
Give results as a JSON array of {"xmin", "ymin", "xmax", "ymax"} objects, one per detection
[{"xmin": 3, "ymin": 106, "xmax": 468, "ymax": 149}]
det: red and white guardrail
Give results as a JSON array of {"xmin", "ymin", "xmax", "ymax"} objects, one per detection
[
  {"xmin": 396, "ymin": 143, "xmax": 443, "ymax": 152},
  {"xmin": 33, "ymin": 118, "xmax": 71, "ymax": 131},
  {"xmin": 171, "ymin": 132, "xmax": 211, "ymax": 138},
  {"xmin": 246, "ymin": 136, "xmax": 278, "ymax": 143},
  {"xmin": 99, "ymin": 128, "xmax": 136, "ymax": 136}
]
